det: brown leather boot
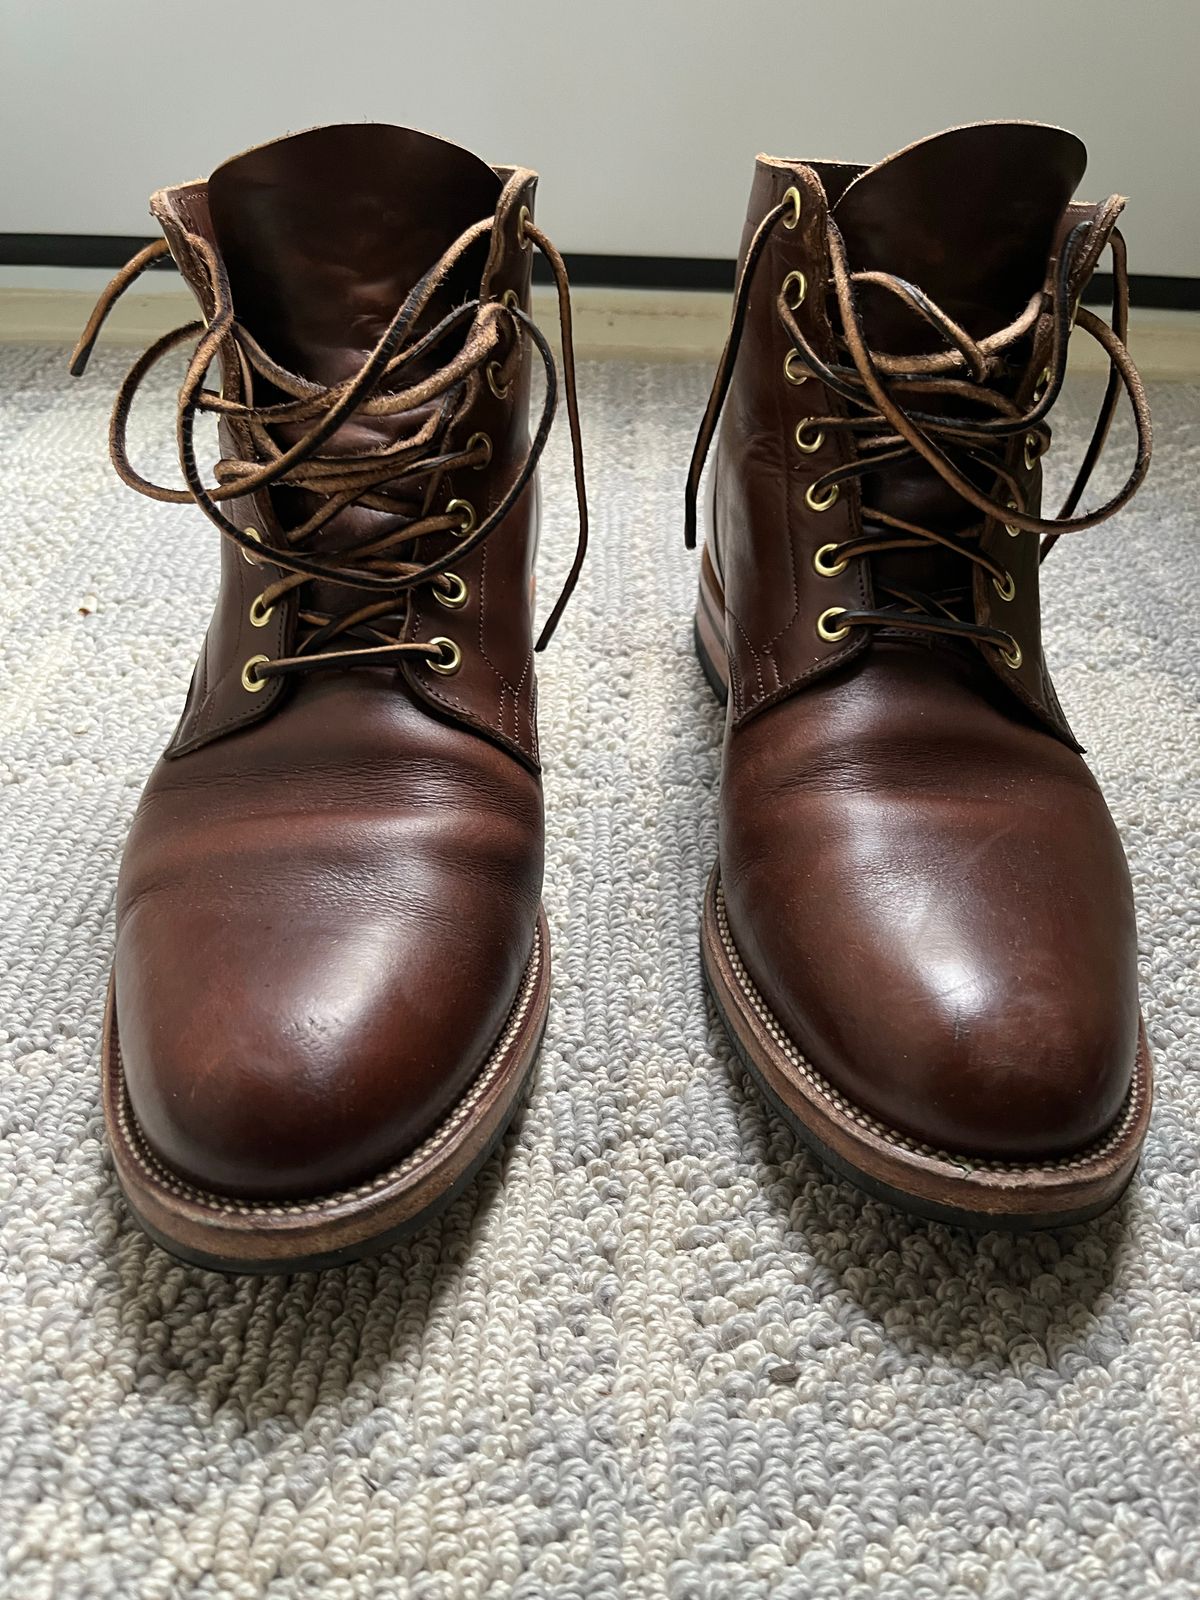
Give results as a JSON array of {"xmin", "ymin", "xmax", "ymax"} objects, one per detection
[
  {"xmin": 73, "ymin": 124, "xmax": 586, "ymax": 1271},
  {"xmin": 686, "ymin": 122, "xmax": 1153, "ymax": 1229}
]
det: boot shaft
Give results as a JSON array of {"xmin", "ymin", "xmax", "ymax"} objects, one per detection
[
  {"xmin": 694, "ymin": 121, "xmax": 1150, "ymax": 742},
  {"xmin": 75, "ymin": 123, "xmax": 588, "ymax": 772}
]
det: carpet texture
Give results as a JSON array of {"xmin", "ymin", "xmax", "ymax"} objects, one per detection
[{"xmin": 0, "ymin": 342, "xmax": 1197, "ymax": 1600}]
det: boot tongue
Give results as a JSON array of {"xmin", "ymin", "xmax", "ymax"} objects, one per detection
[
  {"xmin": 208, "ymin": 123, "xmax": 502, "ymax": 384},
  {"xmin": 828, "ymin": 123, "xmax": 1086, "ymax": 605},
  {"xmin": 832, "ymin": 122, "xmax": 1087, "ymax": 351},
  {"xmin": 207, "ymin": 125, "xmax": 503, "ymax": 627}
]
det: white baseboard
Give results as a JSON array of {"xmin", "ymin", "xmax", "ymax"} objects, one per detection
[{"xmin": 2, "ymin": 276, "xmax": 1197, "ymax": 377}]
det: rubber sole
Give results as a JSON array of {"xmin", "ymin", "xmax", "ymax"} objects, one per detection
[
  {"xmin": 102, "ymin": 908, "xmax": 551, "ymax": 1273},
  {"xmin": 694, "ymin": 548, "xmax": 1153, "ymax": 1230}
]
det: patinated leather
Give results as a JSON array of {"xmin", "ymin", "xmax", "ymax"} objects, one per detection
[
  {"xmin": 706, "ymin": 124, "xmax": 1147, "ymax": 1159},
  {"xmin": 105, "ymin": 126, "xmax": 557, "ymax": 1199}
]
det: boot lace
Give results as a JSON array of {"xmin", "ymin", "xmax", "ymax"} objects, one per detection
[
  {"xmin": 71, "ymin": 185, "xmax": 587, "ymax": 682},
  {"xmin": 685, "ymin": 189, "xmax": 1151, "ymax": 665}
]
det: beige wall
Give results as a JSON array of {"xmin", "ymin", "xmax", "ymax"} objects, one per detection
[{"xmin": 1, "ymin": 0, "xmax": 1196, "ymax": 275}]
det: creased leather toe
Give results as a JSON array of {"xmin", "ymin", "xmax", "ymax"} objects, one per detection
[{"xmin": 115, "ymin": 676, "xmax": 543, "ymax": 1200}]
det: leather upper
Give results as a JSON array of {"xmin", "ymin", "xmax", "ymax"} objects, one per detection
[
  {"xmin": 152, "ymin": 126, "xmax": 543, "ymax": 770},
  {"xmin": 710, "ymin": 123, "xmax": 1145, "ymax": 1160},
  {"xmin": 112, "ymin": 125, "xmax": 550, "ymax": 1198},
  {"xmin": 118, "ymin": 672, "xmax": 543, "ymax": 1198},
  {"xmin": 719, "ymin": 642, "xmax": 1139, "ymax": 1158}
]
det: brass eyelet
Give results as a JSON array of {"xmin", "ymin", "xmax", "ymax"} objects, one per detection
[
  {"xmin": 816, "ymin": 607, "xmax": 850, "ymax": 642},
  {"xmin": 782, "ymin": 270, "xmax": 807, "ymax": 311},
  {"xmin": 1004, "ymin": 499, "xmax": 1022, "ymax": 537},
  {"xmin": 435, "ymin": 572, "xmax": 469, "ymax": 610},
  {"xmin": 241, "ymin": 527, "xmax": 264, "ymax": 566},
  {"xmin": 447, "ymin": 497, "xmax": 476, "ymax": 536},
  {"xmin": 466, "ymin": 431, "xmax": 492, "ymax": 468},
  {"xmin": 248, "ymin": 593, "xmax": 275, "ymax": 628},
  {"xmin": 806, "ymin": 481, "xmax": 840, "ymax": 513},
  {"xmin": 1032, "ymin": 366, "xmax": 1051, "ymax": 404},
  {"xmin": 999, "ymin": 636, "xmax": 1023, "ymax": 670},
  {"xmin": 241, "ymin": 654, "xmax": 269, "ymax": 693},
  {"xmin": 781, "ymin": 186, "xmax": 802, "ymax": 230},
  {"xmin": 813, "ymin": 543, "xmax": 848, "ymax": 578},
  {"xmin": 783, "ymin": 350, "xmax": 809, "ymax": 386},
  {"xmin": 501, "ymin": 289, "xmax": 520, "ymax": 312},
  {"xmin": 428, "ymin": 636, "xmax": 462, "ymax": 676},
  {"xmin": 1023, "ymin": 433, "xmax": 1044, "ymax": 472},
  {"xmin": 794, "ymin": 422, "xmax": 824, "ymax": 454},
  {"xmin": 517, "ymin": 205, "xmax": 532, "ymax": 249},
  {"xmin": 992, "ymin": 570, "xmax": 1016, "ymax": 602},
  {"xmin": 486, "ymin": 361, "xmax": 511, "ymax": 399}
]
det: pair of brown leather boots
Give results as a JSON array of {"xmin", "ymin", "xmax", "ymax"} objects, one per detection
[{"xmin": 76, "ymin": 121, "xmax": 1152, "ymax": 1272}]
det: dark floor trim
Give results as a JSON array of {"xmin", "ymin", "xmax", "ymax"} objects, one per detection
[
  {"xmin": 2, "ymin": 233, "xmax": 1197, "ymax": 310},
  {"xmin": 537, "ymin": 254, "xmax": 737, "ymax": 291},
  {"xmin": 1, "ymin": 234, "xmax": 171, "ymax": 270},
  {"xmin": 1080, "ymin": 273, "xmax": 1200, "ymax": 311}
]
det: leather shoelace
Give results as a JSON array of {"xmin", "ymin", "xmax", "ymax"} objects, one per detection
[
  {"xmin": 685, "ymin": 191, "xmax": 1152, "ymax": 663},
  {"xmin": 71, "ymin": 184, "xmax": 587, "ymax": 681}
]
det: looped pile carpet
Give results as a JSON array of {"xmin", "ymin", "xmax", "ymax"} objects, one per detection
[{"xmin": 0, "ymin": 346, "xmax": 1197, "ymax": 1598}]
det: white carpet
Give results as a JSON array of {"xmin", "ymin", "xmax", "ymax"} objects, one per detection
[{"xmin": 0, "ymin": 342, "xmax": 1197, "ymax": 1599}]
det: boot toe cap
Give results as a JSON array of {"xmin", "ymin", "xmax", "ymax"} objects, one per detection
[
  {"xmin": 834, "ymin": 959, "xmax": 1137, "ymax": 1158},
  {"xmin": 723, "ymin": 810, "xmax": 1141, "ymax": 1162},
  {"xmin": 113, "ymin": 875, "xmax": 536, "ymax": 1202}
]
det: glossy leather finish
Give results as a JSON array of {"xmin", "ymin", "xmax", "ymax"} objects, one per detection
[
  {"xmin": 708, "ymin": 123, "xmax": 1145, "ymax": 1160},
  {"xmin": 111, "ymin": 126, "xmax": 549, "ymax": 1200},
  {"xmin": 720, "ymin": 643, "xmax": 1138, "ymax": 1158},
  {"xmin": 119, "ymin": 674, "xmax": 542, "ymax": 1198}
]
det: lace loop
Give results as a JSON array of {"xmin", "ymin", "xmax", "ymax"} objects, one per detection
[
  {"xmin": 684, "ymin": 186, "xmax": 1152, "ymax": 659},
  {"xmin": 71, "ymin": 198, "xmax": 588, "ymax": 677}
]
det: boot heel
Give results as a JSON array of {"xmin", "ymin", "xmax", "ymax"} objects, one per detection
[{"xmin": 694, "ymin": 544, "xmax": 730, "ymax": 705}]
